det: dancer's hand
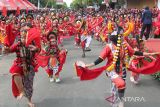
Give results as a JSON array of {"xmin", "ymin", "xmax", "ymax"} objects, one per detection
[
  {"xmin": 22, "ymin": 64, "xmax": 27, "ymax": 75},
  {"xmin": 154, "ymin": 52, "xmax": 160, "ymax": 55},
  {"xmin": 3, "ymin": 46, "xmax": 10, "ymax": 54},
  {"xmin": 144, "ymin": 52, "xmax": 160, "ymax": 56},
  {"xmin": 85, "ymin": 63, "xmax": 94, "ymax": 68},
  {"xmin": 149, "ymin": 52, "xmax": 160, "ymax": 56},
  {"xmin": 28, "ymin": 45, "xmax": 38, "ymax": 51}
]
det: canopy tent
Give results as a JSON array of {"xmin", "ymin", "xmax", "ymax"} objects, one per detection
[
  {"xmin": 15, "ymin": 0, "xmax": 28, "ymax": 10},
  {"xmin": 0, "ymin": 1, "xmax": 5, "ymax": 7},
  {"xmin": 0, "ymin": 2, "xmax": 5, "ymax": 10},
  {"xmin": 0, "ymin": 0, "xmax": 17, "ymax": 10},
  {"xmin": 0, "ymin": 0, "xmax": 37, "ymax": 11},
  {"xmin": 17, "ymin": 0, "xmax": 34, "ymax": 10}
]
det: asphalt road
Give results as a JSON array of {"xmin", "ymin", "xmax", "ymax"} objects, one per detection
[{"xmin": 0, "ymin": 38, "xmax": 160, "ymax": 107}]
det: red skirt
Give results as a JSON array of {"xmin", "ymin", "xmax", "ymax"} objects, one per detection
[{"xmin": 10, "ymin": 62, "xmax": 23, "ymax": 98}]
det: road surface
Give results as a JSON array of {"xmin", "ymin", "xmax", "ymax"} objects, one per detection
[{"xmin": 0, "ymin": 38, "xmax": 160, "ymax": 107}]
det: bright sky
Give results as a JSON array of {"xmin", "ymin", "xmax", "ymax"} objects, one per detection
[{"xmin": 64, "ymin": 0, "xmax": 73, "ymax": 7}]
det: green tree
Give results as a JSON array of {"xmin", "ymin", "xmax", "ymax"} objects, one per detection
[
  {"xmin": 118, "ymin": 0, "xmax": 125, "ymax": 6},
  {"xmin": 29, "ymin": 0, "xmax": 56, "ymax": 8},
  {"xmin": 70, "ymin": 0, "xmax": 83, "ymax": 9},
  {"xmin": 70, "ymin": 0, "xmax": 89, "ymax": 9},
  {"xmin": 70, "ymin": 0, "xmax": 103, "ymax": 9},
  {"xmin": 97, "ymin": 0, "xmax": 103, "ymax": 5},
  {"xmin": 62, "ymin": 2, "xmax": 68, "ymax": 9}
]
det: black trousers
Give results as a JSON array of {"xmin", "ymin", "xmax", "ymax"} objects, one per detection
[{"xmin": 140, "ymin": 24, "xmax": 152, "ymax": 40}]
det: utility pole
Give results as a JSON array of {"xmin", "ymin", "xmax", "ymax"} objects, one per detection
[{"xmin": 38, "ymin": 0, "xmax": 40, "ymax": 10}]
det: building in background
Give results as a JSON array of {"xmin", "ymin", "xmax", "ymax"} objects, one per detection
[
  {"xmin": 104, "ymin": 0, "xmax": 160, "ymax": 9},
  {"xmin": 126, "ymin": 0, "xmax": 157, "ymax": 9},
  {"xmin": 56, "ymin": 0, "xmax": 64, "ymax": 5}
]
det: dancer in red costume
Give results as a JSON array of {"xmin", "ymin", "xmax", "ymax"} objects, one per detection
[
  {"xmin": 39, "ymin": 16, "xmax": 52, "ymax": 47},
  {"xmin": 79, "ymin": 20, "xmax": 88, "ymax": 57},
  {"xmin": 74, "ymin": 19, "xmax": 82, "ymax": 47},
  {"xmin": 37, "ymin": 32, "xmax": 67, "ymax": 83},
  {"xmin": 0, "ymin": 17, "xmax": 6, "ymax": 55},
  {"xmin": 57, "ymin": 17, "xmax": 65, "ymax": 46},
  {"xmin": 75, "ymin": 25, "xmax": 159, "ymax": 107},
  {"xmin": 153, "ymin": 13, "xmax": 160, "ymax": 38},
  {"xmin": 129, "ymin": 36, "xmax": 144, "ymax": 84},
  {"xmin": 3, "ymin": 23, "xmax": 40, "ymax": 107}
]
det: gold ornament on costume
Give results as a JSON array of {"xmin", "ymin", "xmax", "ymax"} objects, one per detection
[{"xmin": 106, "ymin": 34, "xmax": 129, "ymax": 72}]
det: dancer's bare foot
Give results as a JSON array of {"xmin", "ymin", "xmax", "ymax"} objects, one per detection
[
  {"xmin": 28, "ymin": 102, "xmax": 35, "ymax": 107},
  {"xmin": 17, "ymin": 92, "xmax": 24, "ymax": 100}
]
